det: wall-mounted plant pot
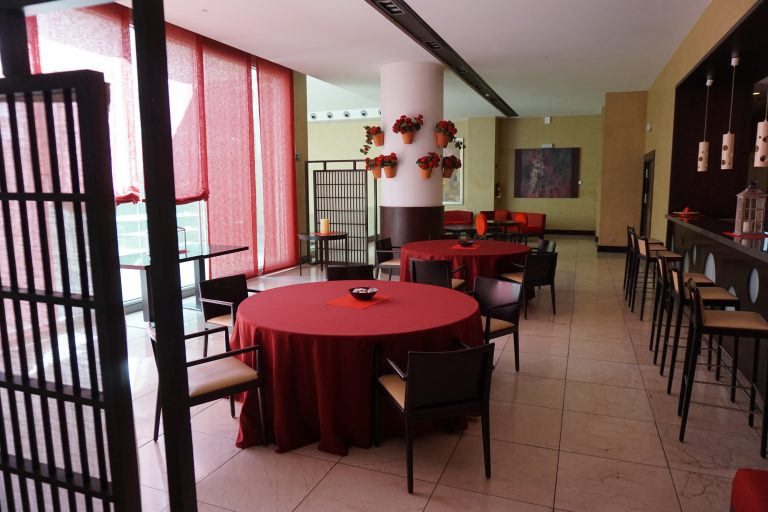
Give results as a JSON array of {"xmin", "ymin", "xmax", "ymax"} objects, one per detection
[
  {"xmin": 401, "ymin": 132, "xmax": 414, "ymax": 144},
  {"xmin": 436, "ymin": 132, "xmax": 450, "ymax": 148},
  {"xmin": 384, "ymin": 166, "xmax": 397, "ymax": 178},
  {"xmin": 373, "ymin": 132, "xmax": 384, "ymax": 146},
  {"xmin": 420, "ymin": 168, "xmax": 433, "ymax": 180},
  {"xmin": 371, "ymin": 166, "xmax": 382, "ymax": 179},
  {"xmin": 442, "ymin": 167, "xmax": 454, "ymax": 179}
]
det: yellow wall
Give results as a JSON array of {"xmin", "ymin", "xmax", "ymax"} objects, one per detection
[
  {"xmin": 459, "ymin": 117, "xmax": 496, "ymax": 214},
  {"xmin": 599, "ymin": 91, "xmax": 648, "ymax": 247},
  {"xmin": 496, "ymin": 116, "xmax": 603, "ymax": 231},
  {"xmin": 645, "ymin": 0, "xmax": 759, "ymax": 239}
]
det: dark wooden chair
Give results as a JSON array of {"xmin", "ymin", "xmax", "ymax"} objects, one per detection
[
  {"xmin": 199, "ymin": 273, "xmax": 260, "ymax": 356},
  {"xmin": 326, "ymin": 264, "xmax": 375, "ymax": 281},
  {"xmin": 470, "ymin": 276, "xmax": 523, "ymax": 369},
  {"xmin": 375, "ymin": 237, "xmax": 401, "ymax": 280},
  {"xmin": 147, "ymin": 324, "xmax": 266, "ymax": 444},
  {"xmin": 532, "ymin": 239, "xmax": 556, "ymax": 253},
  {"xmin": 409, "ymin": 259, "xmax": 465, "ymax": 290},
  {"xmin": 374, "ymin": 340, "xmax": 494, "ymax": 493},
  {"xmin": 500, "ymin": 252, "xmax": 558, "ymax": 319}
]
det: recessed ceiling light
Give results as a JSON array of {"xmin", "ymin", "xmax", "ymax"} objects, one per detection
[{"xmin": 754, "ymin": 91, "xmax": 761, "ymax": 96}]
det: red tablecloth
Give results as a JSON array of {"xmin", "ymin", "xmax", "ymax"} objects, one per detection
[
  {"xmin": 400, "ymin": 239, "xmax": 531, "ymax": 287},
  {"xmin": 230, "ymin": 280, "xmax": 483, "ymax": 455}
]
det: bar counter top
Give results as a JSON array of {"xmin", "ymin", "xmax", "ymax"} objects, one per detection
[{"xmin": 667, "ymin": 214, "xmax": 768, "ymax": 263}]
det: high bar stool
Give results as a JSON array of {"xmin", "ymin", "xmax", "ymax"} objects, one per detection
[
  {"xmin": 659, "ymin": 258, "xmax": 732, "ymax": 394},
  {"xmin": 678, "ymin": 285, "xmax": 768, "ymax": 457},
  {"xmin": 624, "ymin": 227, "xmax": 664, "ymax": 294},
  {"xmin": 630, "ymin": 235, "xmax": 679, "ymax": 320},
  {"xmin": 649, "ymin": 253, "xmax": 683, "ymax": 359}
]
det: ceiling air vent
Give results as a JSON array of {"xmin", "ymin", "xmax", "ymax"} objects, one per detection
[
  {"xmin": 455, "ymin": 66, "xmax": 467, "ymax": 74},
  {"xmin": 376, "ymin": 1, "xmax": 404, "ymax": 15},
  {"xmin": 424, "ymin": 41, "xmax": 441, "ymax": 51}
]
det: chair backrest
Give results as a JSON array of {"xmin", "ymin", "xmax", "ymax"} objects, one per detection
[
  {"xmin": 493, "ymin": 210, "xmax": 509, "ymax": 221},
  {"xmin": 375, "ymin": 237, "xmax": 394, "ymax": 264},
  {"xmin": 443, "ymin": 210, "xmax": 473, "ymax": 225},
  {"xmin": 405, "ymin": 343, "xmax": 494, "ymax": 412},
  {"xmin": 199, "ymin": 274, "xmax": 249, "ymax": 322},
  {"xmin": 475, "ymin": 213, "xmax": 488, "ymax": 236},
  {"xmin": 522, "ymin": 252, "xmax": 558, "ymax": 284},
  {"xmin": 688, "ymin": 285, "xmax": 706, "ymax": 332},
  {"xmin": 326, "ymin": 264, "xmax": 375, "ymax": 281},
  {"xmin": 472, "ymin": 276, "xmax": 523, "ymax": 325},
  {"xmin": 537, "ymin": 239, "xmax": 556, "ymax": 253},
  {"xmin": 410, "ymin": 259, "xmax": 452, "ymax": 288},
  {"xmin": 511, "ymin": 212, "xmax": 528, "ymax": 228},
  {"xmin": 638, "ymin": 236, "xmax": 652, "ymax": 258},
  {"xmin": 628, "ymin": 227, "xmax": 639, "ymax": 255}
]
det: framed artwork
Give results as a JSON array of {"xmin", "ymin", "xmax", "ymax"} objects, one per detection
[
  {"xmin": 514, "ymin": 147, "xmax": 580, "ymax": 198},
  {"xmin": 442, "ymin": 138, "xmax": 464, "ymax": 204}
]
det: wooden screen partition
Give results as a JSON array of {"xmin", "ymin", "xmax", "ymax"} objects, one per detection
[
  {"xmin": 0, "ymin": 71, "xmax": 141, "ymax": 509},
  {"xmin": 306, "ymin": 160, "xmax": 375, "ymax": 265}
]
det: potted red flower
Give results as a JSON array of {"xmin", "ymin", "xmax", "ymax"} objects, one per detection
[
  {"xmin": 435, "ymin": 120, "xmax": 458, "ymax": 148},
  {"xmin": 365, "ymin": 156, "xmax": 382, "ymax": 179},
  {"xmin": 442, "ymin": 155, "xmax": 462, "ymax": 178},
  {"xmin": 360, "ymin": 126, "xmax": 384, "ymax": 155},
  {"xmin": 416, "ymin": 151, "xmax": 441, "ymax": 179},
  {"xmin": 380, "ymin": 153, "xmax": 399, "ymax": 178},
  {"xmin": 391, "ymin": 114, "xmax": 424, "ymax": 144}
]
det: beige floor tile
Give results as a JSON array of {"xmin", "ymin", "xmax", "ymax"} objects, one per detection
[
  {"xmin": 560, "ymin": 411, "xmax": 666, "ymax": 466},
  {"xmin": 566, "ymin": 358, "xmax": 645, "ymax": 388},
  {"xmin": 295, "ymin": 464, "xmax": 434, "ymax": 510},
  {"xmin": 342, "ymin": 432, "xmax": 459, "ymax": 483},
  {"xmin": 195, "ymin": 447, "xmax": 334, "ymax": 511},
  {"xmin": 518, "ymin": 321, "xmax": 571, "ymax": 339},
  {"xmin": 490, "ymin": 373, "xmax": 565, "ymax": 409},
  {"xmin": 570, "ymin": 314, "xmax": 628, "ymax": 328},
  {"xmin": 440, "ymin": 436, "xmax": 558, "ymax": 507},
  {"xmin": 569, "ymin": 340, "xmax": 637, "ymax": 363},
  {"xmin": 517, "ymin": 334, "xmax": 569, "ymax": 357},
  {"xmin": 289, "ymin": 442, "xmax": 343, "ymax": 463},
  {"xmin": 570, "ymin": 323, "xmax": 629, "ymax": 341},
  {"xmin": 647, "ymin": 390, "xmax": 757, "ymax": 436},
  {"xmin": 190, "ymin": 400, "xmax": 241, "ymax": 440},
  {"xmin": 555, "ymin": 452, "xmax": 680, "ymax": 512},
  {"xmin": 671, "ymin": 469, "xmax": 732, "ymax": 512},
  {"xmin": 563, "ymin": 381, "xmax": 654, "ymax": 421},
  {"xmin": 658, "ymin": 423, "xmax": 768, "ymax": 478},
  {"xmin": 425, "ymin": 485, "xmax": 550, "ymax": 511},
  {"xmin": 195, "ymin": 503, "xmax": 234, "ymax": 512},
  {"xmin": 496, "ymin": 352, "xmax": 567, "ymax": 379},
  {"xmin": 466, "ymin": 401, "xmax": 562, "ymax": 449},
  {"xmin": 141, "ymin": 485, "xmax": 169, "ymax": 512}
]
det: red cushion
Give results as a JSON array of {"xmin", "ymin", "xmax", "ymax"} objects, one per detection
[
  {"xmin": 732, "ymin": 469, "xmax": 768, "ymax": 512},
  {"xmin": 475, "ymin": 213, "xmax": 488, "ymax": 236},
  {"xmin": 493, "ymin": 210, "xmax": 509, "ymax": 222},
  {"xmin": 444, "ymin": 210, "xmax": 472, "ymax": 225}
]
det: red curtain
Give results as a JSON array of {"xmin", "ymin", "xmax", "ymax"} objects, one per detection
[
  {"xmin": 256, "ymin": 58, "xmax": 298, "ymax": 273},
  {"xmin": 203, "ymin": 42, "xmax": 258, "ymax": 278},
  {"xmin": 34, "ymin": 4, "xmax": 141, "ymax": 204},
  {"xmin": 165, "ymin": 25, "xmax": 208, "ymax": 205}
]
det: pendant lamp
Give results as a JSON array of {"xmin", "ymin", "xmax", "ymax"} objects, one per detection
[
  {"xmin": 755, "ymin": 87, "xmax": 768, "ymax": 167},
  {"xmin": 698, "ymin": 78, "xmax": 713, "ymax": 172},
  {"xmin": 722, "ymin": 57, "xmax": 739, "ymax": 170}
]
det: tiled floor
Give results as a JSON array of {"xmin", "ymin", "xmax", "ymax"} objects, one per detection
[{"xmin": 128, "ymin": 236, "xmax": 768, "ymax": 511}]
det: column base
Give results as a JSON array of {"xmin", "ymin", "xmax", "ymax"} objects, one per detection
[{"xmin": 380, "ymin": 206, "xmax": 444, "ymax": 246}]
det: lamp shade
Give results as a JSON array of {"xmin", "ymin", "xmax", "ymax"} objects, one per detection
[
  {"xmin": 755, "ymin": 120, "xmax": 768, "ymax": 167},
  {"xmin": 722, "ymin": 133, "xmax": 735, "ymax": 170},
  {"xmin": 697, "ymin": 141, "xmax": 709, "ymax": 172}
]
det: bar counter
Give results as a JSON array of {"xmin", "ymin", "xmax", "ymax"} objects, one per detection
[{"xmin": 667, "ymin": 214, "xmax": 768, "ymax": 398}]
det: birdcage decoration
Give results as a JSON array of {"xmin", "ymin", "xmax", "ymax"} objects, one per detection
[{"xmin": 734, "ymin": 181, "xmax": 767, "ymax": 235}]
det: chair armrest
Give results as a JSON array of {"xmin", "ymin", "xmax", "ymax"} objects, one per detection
[
  {"xmin": 187, "ymin": 344, "xmax": 260, "ymax": 367},
  {"xmin": 451, "ymin": 265, "xmax": 466, "ymax": 276},
  {"xmin": 376, "ymin": 249, "xmax": 400, "ymax": 256},
  {"xmin": 385, "ymin": 357, "xmax": 408, "ymax": 380},
  {"xmin": 182, "ymin": 325, "xmax": 228, "ymax": 340},
  {"xmin": 509, "ymin": 262, "xmax": 525, "ymax": 270},
  {"xmin": 486, "ymin": 301, "xmax": 522, "ymax": 312},
  {"xmin": 200, "ymin": 297, "xmax": 235, "ymax": 307}
]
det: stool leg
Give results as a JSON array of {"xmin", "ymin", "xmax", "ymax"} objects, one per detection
[
  {"xmin": 679, "ymin": 326, "xmax": 701, "ymax": 441},
  {"xmin": 749, "ymin": 339, "xmax": 759, "ymax": 427},
  {"xmin": 667, "ymin": 298, "xmax": 685, "ymax": 394},
  {"xmin": 678, "ymin": 316, "xmax": 696, "ymax": 415},
  {"xmin": 731, "ymin": 337, "xmax": 740, "ymax": 402},
  {"xmin": 706, "ymin": 335, "xmax": 714, "ymax": 371},
  {"xmin": 659, "ymin": 294, "xmax": 675, "ymax": 375},
  {"xmin": 639, "ymin": 258, "xmax": 651, "ymax": 320},
  {"xmin": 653, "ymin": 286, "xmax": 668, "ymax": 364},
  {"xmin": 715, "ymin": 336, "xmax": 723, "ymax": 381},
  {"xmin": 649, "ymin": 281, "xmax": 662, "ymax": 351}
]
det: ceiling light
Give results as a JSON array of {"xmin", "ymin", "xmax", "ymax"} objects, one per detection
[
  {"xmin": 376, "ymin": 0, "xmax": 404, "ymax": 15},
  {"xmin": 697, "ymin": 78, "xmax": 713, "ymax": 173},
  {"xmin": 722, "ymin": 57, "xmax": 739, "ymax": 171},
  {"xmin": 326, "ymin": 112, "xmax": 334, "ymax": 119},
  {"xmin": 755, "ymin": 84, "xmax": 768, "ymax": 167},
  {"xmin": 424, "ymin": 41, "xmax": 441, "ymax": 50},
  {"xmin": 754, "ymin": 91, "xmax": 761, "ymax": 96}
]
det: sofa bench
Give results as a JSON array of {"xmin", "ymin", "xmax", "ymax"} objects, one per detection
[{"xmin": 480, "ymin": 210, "xmax": 547, "ymax": 240}]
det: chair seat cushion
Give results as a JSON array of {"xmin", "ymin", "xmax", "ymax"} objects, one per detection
[
  {"xmin": 651, "ymin": 250, "xmax": 680, "ymax": 259},
  {"xmin": 379, "ymin": 258, "xmax": 400, "ymax": 267},
  {"xmin": 451, "ymin": 278, "xmax": 465, "ymax": 289},
  {"xmin": 695, "ymin": 286, "xmax": 740, "ymax": 304},
  {"xmin": 207, "ymin": 314, "xmax": 232, "ymax": 327},
  {"xmin": 187, "ymin": 357, "xmax": 259, "ymax": 398},
  {"xmin": 500, "ymin": 272, "xmax": 523, "ymax": 283},
  {"xmin": 701, "ymin": 310, "xmax": 768, "ymax": 333},
  {"xmin": 649, "ymin": 238, "xmax": 663, "ymax": 245},
  {"xmin": 731, "ymin": 468, "xmax": 768, "ymax": 512},
  {"xmin": 480, "ymin": 315, "xmax": 516, "ymax": 334},
  {"xmin": 685, "ymin": 272, "xmax": 714, "ymax": 286},
  {"xmin": 378, "ymin": 373, "xmax": 405, "ymax": 410}
]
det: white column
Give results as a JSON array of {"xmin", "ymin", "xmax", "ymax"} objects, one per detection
[{"xmin": 380, "ymin": 62, "xmax": 444, "ymax": 207}]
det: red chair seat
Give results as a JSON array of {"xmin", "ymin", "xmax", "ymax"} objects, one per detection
[{"xmin": 732, "ymin": 469, "xmax": 768, "ymax": 512}]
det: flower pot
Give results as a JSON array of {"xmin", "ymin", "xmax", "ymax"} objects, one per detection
[
  {"xmin": 401, "ymin": 131, "xmax": 414, "ymax": 144},
  {"xmin": 420, "ymin": 168, "xmax": 433, "ymax": 180},
  {"xmin": 442, "ymin": 167, "xmax": 454, "ymax": 179},
  {"xmin": 371, "ymin": 166, "xmax": 382, "ymax": 179},
  {"xmin": 436, "ymin": 132, "xmax": 451, "ymax": 148},
  {"xmin": 384, "ymin": 165, "xmax": 397, "ymax": 178},
  {"xmin": 372, "ymin": 132, "xmax": 384, "ymax": 147}
]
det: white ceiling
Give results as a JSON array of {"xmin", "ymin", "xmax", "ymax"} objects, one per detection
[{"xmin": 153, "ymin": 0, "xmax": 711, "ymax": 119}]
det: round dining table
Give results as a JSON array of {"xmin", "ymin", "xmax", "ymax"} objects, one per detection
[
  {"xmin": 230, "ymin": 280, "xmax": 484, "ymax": 455},
  {"xmin": 399, "ymin": 239, "xmax": 531, "ymax": 288}
]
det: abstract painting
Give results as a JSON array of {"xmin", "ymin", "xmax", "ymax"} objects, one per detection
[{"xmin": 514, "ymin": 148, "xmax": 580, "ymax": 198}]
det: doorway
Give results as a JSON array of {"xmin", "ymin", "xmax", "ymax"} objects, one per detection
[{"xmin": 640, "ymin": 151, "xmax": 655, "ymax": 237}]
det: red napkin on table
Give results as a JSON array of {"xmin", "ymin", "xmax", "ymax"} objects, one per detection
[
  {"xmin": 451, "ymin": 244, "xmax": 480, "ymax": 250},
  {"xmin": 326, "ymin": 294, "xmax": 389, "ymax": 309}
]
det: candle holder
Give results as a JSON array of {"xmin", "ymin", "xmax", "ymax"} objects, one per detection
[{"xmin": 734, "ymin": 181, "xmax": 767, "ymax": 235}]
